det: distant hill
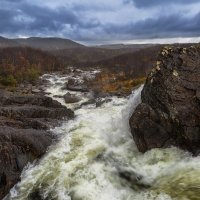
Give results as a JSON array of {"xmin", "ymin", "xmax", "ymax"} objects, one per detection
[
  {"xmin": 96, "ymin": 46, "xmax": 162, "ymax": 77},
  {"xmin": 96, "ymin": 43, "xmax": 157, "ymax": 50},
  {"xmin": 0, "ymin": 36, "xmax": 195, "ymax": 76},
  {"xmin": 0, "ymin": 36, "xmax": 85, "ymax": 51},
  {"xmin": 0, "ymin": 36, "xmax": 19, "ymax": 48},
  {"xmin": 53, "ymin": 45, "xmax": 162, "ymax": 69},
  {"xmin": 50, "ymin": 43, "xmax": 157, "ymax": 67},
  {"xmin": 92, "ymin": 43, "xmax": 196, "ymax": 77},
  {"xmin": 15, "ymin": 37, "xmax": 85, "ymax": 51},
  {"xmin": 50, "ymin": 47, "xmax": 139, "ymax": 66}
]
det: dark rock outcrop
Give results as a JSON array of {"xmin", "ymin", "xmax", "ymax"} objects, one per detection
[
  {"xmin": 63, "ymin": 78, "xmax": 89, "ymax": 92},
  {"xmin": 95, "ymin": 98, "xmax": 112, "ymax": 107},
  {"xmin": 0, "ymin": 91, "xmax": 74, "ymax": 199},
  {"xmin": 117, "ymin": 166, "xmax": 149, "ymax": 190},
  {"xmin": 0, "ymin": 126, "xmax": 52, "ymax": 198},
  {"xmin": 130, "ymin": 45, "xmax": 200, "ymax": 154},
  {"xmin": 63, "ymin": 93, "xmax": 80, "ymax": 104}
]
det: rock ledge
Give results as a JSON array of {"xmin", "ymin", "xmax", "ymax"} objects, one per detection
[{"xmin": 0, "ymin": 91, "xmax": 74, "ymax": 199}]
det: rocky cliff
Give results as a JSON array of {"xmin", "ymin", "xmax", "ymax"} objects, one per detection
[
  {"xmin": 129, "ymin": 45, "xmax": 200, "ymax": 155},
  {"xmin": 0, "ymin": 90, "xmax": 74, "ymax": 199}
]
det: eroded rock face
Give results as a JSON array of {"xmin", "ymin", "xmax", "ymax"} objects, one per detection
[
  {"xmin": 129, "ymin": 45, "xmax": 200, "ymax": 154},
  {"xmin": 0, "ymin": 127, "xmax": 52, "ymax": 198},
  {"xmin": 0, "ymin": 91, "xmax": 74, "ymax": 199}
]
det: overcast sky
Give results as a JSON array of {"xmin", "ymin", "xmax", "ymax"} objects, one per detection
[{"xmin": 1, "ymin": 0, "xmax": 200, "ymax": 44}]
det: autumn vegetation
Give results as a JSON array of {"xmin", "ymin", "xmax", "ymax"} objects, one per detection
[
  {"xmin": 86, "ymin": 44, "xmax": 194, "ymax": 95},
  {"xmin": 87, "ymin": 69, "xmax": 146, "ymax": 96},
  {"xmin": 0, "ymin": 42, "xmax": 192, "ymax": 90},
  {"xmin": 0, "ymin": 47, "xmax": 61, "ymax": 87},
  {"xmin": 0, "ymin": 45, "xmax": 160, "ymax": 91},
  {"xmin": 84, "ymin": 46, "xmax": 165, "ymax": 95}
]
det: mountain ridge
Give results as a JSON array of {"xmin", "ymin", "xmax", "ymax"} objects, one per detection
[{"xmin": 0, "ymin": 36, "xmax": 85, "ymax": 51}]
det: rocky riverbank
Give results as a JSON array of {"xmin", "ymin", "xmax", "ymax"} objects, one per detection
[
  {"xmin": 0, "ymin": 86, "xmax": 74, "ymax": 199},
  {"xmin": 129, "ymin": 45, "xmax": 200, "ymax": 155}
]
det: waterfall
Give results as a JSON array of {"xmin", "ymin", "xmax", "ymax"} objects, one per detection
[{"xmin": 5, "ymin": 73, "xmax": 200, "ymax": 200}]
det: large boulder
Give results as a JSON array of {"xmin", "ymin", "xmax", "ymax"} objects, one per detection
[
  {"xmin": 129, "ymin": 45, "xmax": 200, "ymax": 154},
  {"xmin": 0, "ymin": 91, "xmax": 74, "ymax": 199},
  {"xmin": 63, "ymin": 78, "xmax": 89, "ymax": 92},
  {"xmin": 63, "ymin": 93, "xmax": 81, "ymax": 104}
]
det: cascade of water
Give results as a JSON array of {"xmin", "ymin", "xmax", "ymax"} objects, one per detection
[{"xmin": 5, "ymin": 73, "xmax": 200, "ymax": 200}]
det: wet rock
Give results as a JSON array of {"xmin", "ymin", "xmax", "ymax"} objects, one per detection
[
  {"xmin": 129, "ymin": 45, "xmax": 200, "ymax": 154},
  {"xmin": 81, "ymin": 99, "xmax": 96, "ymax": 106},
  {"xmin": 32, "ymin": 89, "xmax": 41, "ymax": 94},
  {"xmin": 92, "ymin": 90, "xmax": 114, "ymax": 98},
  {"xmin": 67, "ymin": 78, "xmax": 77, "ymax": 85},
  {"xmin": 0, "ymin": 91, "xmax": 74, "ymax": 199},
  {"xmin": 67, "ymin": 84, "xmax": 88, "ymax": 92},
  {"xmin": 117, "ymin": 166, "xmax": 149, "ymax": 190},
  {"xmin": 0, "ymin": 126, "xmax": 53, "ymax": 199},
  {"xmin": 118, "ymin": 167, "xmax": 142, "ymax": 183},
  {"xmin": 96, "ymin": 98, "xmax": 112, "ymax": 107},
  {"xmin": 0, "ymin": 172, "xmax": 6, "ymax": 188},
  {"xmin": 53, "ymin": 95, "xmax": 63, "ymax": 98},
  {"xmin": 0, "ymin": 93, "xmax": 74, "ymax": 126},
  {"xmin": 21, "ymin": 84, "xmax": 33, "ymax": 94},
  {"xmin": 28, "ymin": 190, "xmax": 43, "ymax": 200},
  {"xmin": 55, "ymin": 81, "xmax": 63, "ymax": 86},
  {"xmin": 75, "ymin": 99, "xmax": 96, "ymax": 110},
  {"xmin": 0, "ymin": 105, "xmax": 73, "ymax": 120},
  {"xmin": 63, "ymin": 78, "xmax": 89, "ymax": 92},
  {"xmin": 75, "ymin": 97, "xmax": 112, "ymax": 109},
  {"xmin": 63, "ymin": 93, "xmax": 81, "ymax": 104},
  {"xmin": 0, "ymin": 92, "xmax": 67, "ymax": 108}
]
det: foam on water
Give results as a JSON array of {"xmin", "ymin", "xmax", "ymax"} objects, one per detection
[{"xmin": 4, "ymin": 72, "xmax": 200, "ymax": 200}]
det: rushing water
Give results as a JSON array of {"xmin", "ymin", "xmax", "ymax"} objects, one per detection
[{"xmin": 4, "ymin": 70, "xmax": 200, "ymax": 200}]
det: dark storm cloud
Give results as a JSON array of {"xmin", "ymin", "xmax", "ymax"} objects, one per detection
[
  {"xmin": 0, "ymin": 7, "xmax": 75, "ymax": 32},
  {"xmin": 0, "ymin": 9, "xmax": 23, "ymax": 32},
  {"xmin": 21, "ymin": 5, "xmax": 77, "ymax": 30},
  {"xmin": 0, "ymin": 0, "xmax": 200, "ymax": 43},
  {"xmin": 0, "ymin": 1, "xmax": 100, "ymax": 37},
  {"xmin": 104, "ymin": 13, "xmax": 200, "ymax": 39}
]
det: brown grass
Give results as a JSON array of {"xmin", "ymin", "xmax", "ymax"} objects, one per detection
[{"xmin": 88, "ymin": 70, "xmax": 146, "ymax": 95}]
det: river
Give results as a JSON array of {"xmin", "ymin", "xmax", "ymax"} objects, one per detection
[{"xmin": 4, "ymin": 70, "xmax": 200, "ymax": 200}]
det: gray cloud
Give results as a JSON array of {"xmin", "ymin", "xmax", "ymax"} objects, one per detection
[
  {"xmin": 5, "ymin": 0, "xmax": 22, "ymax": 1},
  {"xmin": 125, "ymin": 0, "xmax": 200, "ymax": 8},
  {"xmin": 0, "ymin": 0, "xmax": 200, "ymax": 44},
  {"xmin": 103, "ymin": 13, "xmax": 200, "ymax": 39},
  {"xmin": 0, "ymin": 1, "xmax": 100, "ymax": 38}
]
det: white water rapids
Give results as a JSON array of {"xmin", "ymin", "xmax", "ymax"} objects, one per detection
[{"xmin": 4, "ymin": 70, "xmax": 200, "ymax": 200}]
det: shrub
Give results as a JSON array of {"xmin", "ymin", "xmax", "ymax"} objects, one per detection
[
  {"xmin": 25, "ymin": 68, "xmax": 40, "ymax": 82},
  {"xmin": 0, "ymin": 75, "xmax": 17, "ymax": 87}
]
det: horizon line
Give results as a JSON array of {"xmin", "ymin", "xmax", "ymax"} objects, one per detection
[{"xmin": 1, "ymin": 35, "xmax": 200, "ymax": 46}]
